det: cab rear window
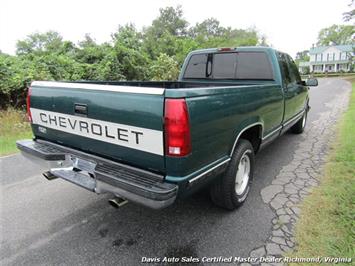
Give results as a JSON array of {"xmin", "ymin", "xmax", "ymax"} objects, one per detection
[
  {"xmin": 183, "ymin": 52, "xmax": 274, "ymax": 80},
  {"xmin": 183, "ymin": 54, "xmax": 208, "ymax": 79}
]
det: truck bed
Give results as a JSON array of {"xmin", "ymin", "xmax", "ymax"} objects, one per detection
[{"xmin": 28, "ymin": 80, "xmax": 281, "ymax": 175}]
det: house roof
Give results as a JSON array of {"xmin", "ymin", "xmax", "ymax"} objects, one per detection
[{"xmin": 309, "ymin": 44, "xmax": 354, "ymax": 54}]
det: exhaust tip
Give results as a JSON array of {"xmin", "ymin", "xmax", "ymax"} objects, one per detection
[
  {"xmin": 43, "ymin": 171, "xmax": 58, "ymax": 180},
  {"xmin": 108, "ymin": 197, "xmax": 128, "ymax": 208}
]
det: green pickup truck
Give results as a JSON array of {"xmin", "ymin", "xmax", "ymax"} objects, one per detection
[{"xmin": 17, "ymin": 47, "xmax": 318, "ymax": 210}]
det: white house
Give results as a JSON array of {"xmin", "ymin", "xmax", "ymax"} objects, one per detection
[{"xmin": 308, "ymin": 44, "xmax": 354, "ymax": 73}]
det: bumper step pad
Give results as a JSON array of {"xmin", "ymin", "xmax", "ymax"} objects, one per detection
[{"xmin": 50, "ymin": 168, "xmax": 96, "ymax": 191}]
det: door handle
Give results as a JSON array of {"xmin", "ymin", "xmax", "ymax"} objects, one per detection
[{"xmin": 74, "ymin": 103, "xmax": 88, "ymax": 116}]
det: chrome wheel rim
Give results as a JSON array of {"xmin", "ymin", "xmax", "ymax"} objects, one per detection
[{"xmin": 235, "ymin": 151, "xmax": 251, "ymax": 195}]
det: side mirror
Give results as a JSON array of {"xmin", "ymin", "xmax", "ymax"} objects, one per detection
[{"xmin": 305, "ymin": 78, "xmax": 318, "ymax": 87}]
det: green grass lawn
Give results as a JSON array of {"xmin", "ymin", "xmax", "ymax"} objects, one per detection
[
  {"xmin": 290, "ymin": 80, "xmax": 355, "ymax": 264},
  {"xmin": 0, "ymin": 108, "xmax": 33, "ymax": 156}
]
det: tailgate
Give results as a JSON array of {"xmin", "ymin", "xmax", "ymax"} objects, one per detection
[{"xmin": 29, "ymin": 81, "xmax": 165, "ymax": 173}]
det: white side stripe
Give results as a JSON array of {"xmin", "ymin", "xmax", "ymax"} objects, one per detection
[{"xmin": 31, "ymin": 81, "xmax": 165, "ymax": 95}]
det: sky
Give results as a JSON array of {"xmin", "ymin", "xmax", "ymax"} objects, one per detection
[{"xmin": 0, "ymin": 0, "xmax": 353, "ymax": 57}]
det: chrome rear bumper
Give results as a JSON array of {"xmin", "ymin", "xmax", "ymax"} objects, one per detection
[{"xmin": 16, "ymin": 139, "xmax": 177, "ymax": 209}]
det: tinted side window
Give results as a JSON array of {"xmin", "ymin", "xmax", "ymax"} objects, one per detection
[
  {"xmin": 278, "ymin": 53, "xmax": 291, "ymax": 85},
  {"xmin": 183, "ymin": 54, "xmax": 208, "ymax": 78},
  {"xmin": 212, "ymin": 53, "xmax": 237, "ymax": 78},
  {"xmin": 286, "ymin": 55, "xmax": 302, "ymax": 84},
  {"xmin": 236, "ymin": 52, "xmax": 274, "ymax": 80}
]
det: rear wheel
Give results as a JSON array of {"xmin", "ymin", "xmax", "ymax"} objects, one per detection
[{"xmin": 210, "ymin": 139, "xmax": 254, "ymax": 210}]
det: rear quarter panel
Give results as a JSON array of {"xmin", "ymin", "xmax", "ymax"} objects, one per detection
[{"xmin": 165, "ymin": 84, "xmax": 284, "ymax": 180}]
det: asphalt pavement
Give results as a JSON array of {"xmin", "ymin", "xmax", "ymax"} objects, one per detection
[{"xmin": 0, "ymin": 78, "xmax": 351, "ymax": 266}]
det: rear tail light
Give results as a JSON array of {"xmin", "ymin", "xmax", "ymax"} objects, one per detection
[
  {"xmin": 164, "ymin": 98, "xmax": 191, "ymax": 157},
  {"xmin": 26, "ymin": 87, "xmax": 32, "ymax": 122}
]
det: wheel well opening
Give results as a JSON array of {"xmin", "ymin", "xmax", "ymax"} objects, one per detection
[{"xmin": 239, "ymin": 126, "xmax": 262, "ymax": 153}]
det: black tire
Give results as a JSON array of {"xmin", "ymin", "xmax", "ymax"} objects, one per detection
[
  {"xmin": 291, "ymin": 110, "xmax": 307, "ymax": 134},
  {"xmin": 210, "ymin": 139, "xmax": 255, "ymax": 210}
]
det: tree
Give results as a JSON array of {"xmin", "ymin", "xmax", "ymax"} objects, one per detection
[
  {"xmin": 0, "ymin": 53, "xmax": 53, "ymax": 107},
  {"xmin": 74, "ymin": 34, "xmax": 110, "ymax": 65},
  {"xmin": 225, "ymin": 28, "xmax": 259, "ymax": 46},
  {"xmin": 343, "ymin": 0, "xmax": 354, "ymax": 21},
  {"xmin": 1, "ymin": 5, "xmax": 270, "ymax": 109},
  {"xmin": 142, "ymin": 6, "xmax": 189, "ymax": 59},
  {"xmin": 148, "ymin": 6, "xmax": 188, "ymax": 37},
  {"xmin": 258, "ymin": 35, "xmax": 269, "ymax": 46},
  {"xmin": 112, "ymin": 43, "xmax": 151, "ymax": 80},
  {"xmin": 111, "ymin": 24, "xmax": 143, "ymax": 50},
  {"xmin": 189, "ymin": 18, "xmax": 226, "ymax": 39},
  {"xmin": 295, "ymin": 50, "xmax": 310, "ymax": 74},
  {"xmin": 149, "ymin": 53, "xmax": 180, "ymax": 80},
  {"xmin": 295, "ymin": 50, "xmax": 310, "ymax": 61},
  {"xmin": 16, "ymin": 31, "xmax": 64, "ymax": 55},
  {"xmin": 90, "ymin": 50, "xmax": 125, "ymax": 81},
  {"xmin": 317, "ymin": 24, "xmax": 355, "ymax": 46},
  {"xmin": 174, "ymin": 37, "xmax": 199, "ymax": 65},
  {"xmin": 189, "ymin": 19, "xmax": 261, "ymax": 48}
]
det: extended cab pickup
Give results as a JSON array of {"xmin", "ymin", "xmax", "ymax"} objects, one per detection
[{"xmin": 17, "ymin": 47, "xmax": 318, "ymax": 210}]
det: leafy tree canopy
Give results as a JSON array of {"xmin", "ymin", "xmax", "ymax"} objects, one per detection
[
  {"xmin": 112, "ymin": 24, "xmax": 143, "ymax": 50},
  {"xmin": 343, "ymin": 0, "xmax": 355, "ymax": 21},
  {"xmin": 295, "ymin": 50, "xmax": 310, "ymax": 61},
  {"xmin": 317, "ymin": 24, "xmax": 355, "ymax": 46},
  {"xmin": 148, "ymin": 5, "xmax": 188, "ymax": 37},
  {"xmin": 1, "ymin": 5, "xmax": 268, "ymax": 109},
  {"xmin": 16, "ymin": 31, "xmax": 65, "ymax": 55},
  {"xmin": 189, "ymin": 18, "xmax": 227, "ymax": 39}
]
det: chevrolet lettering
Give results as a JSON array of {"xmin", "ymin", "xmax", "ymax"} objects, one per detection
[
  {"xmin": 17, "ymin": 47, "xmax": 318, "ymax": 210},
  {"xmin": 31, "ymin": 108, "xmax": 161, "ymax": 155}
]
